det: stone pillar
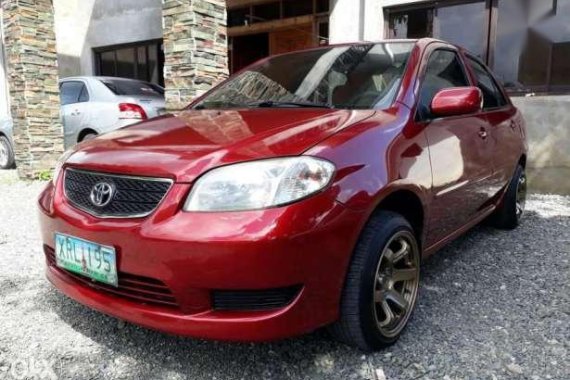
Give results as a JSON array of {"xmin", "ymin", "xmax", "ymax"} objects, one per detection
[
  {"xmin": 1, "ymin": 0, "xmax": 64, "ymax": 179},
  {"xmin": 162, "ymin": 0, "xmax": 228, "ymax": 111}
]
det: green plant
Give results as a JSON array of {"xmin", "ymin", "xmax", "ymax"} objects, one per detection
[{"xmin": 37, "ymin": 170, "xmax": 53, "ymax": 181}]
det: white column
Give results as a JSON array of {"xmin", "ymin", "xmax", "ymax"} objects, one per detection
[{"xmin": 329, "ymin": 0, "xmax": 386, "ymax": 43}]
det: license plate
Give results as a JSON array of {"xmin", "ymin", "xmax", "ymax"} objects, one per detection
[{"xmin": 54, "ymin": 233, "xmax": 118, "ymax": 287}]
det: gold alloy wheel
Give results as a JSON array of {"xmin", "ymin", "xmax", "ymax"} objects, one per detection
[{"xmin": 373, "ymin": 231, "xmax": 420, "ymax": 338}]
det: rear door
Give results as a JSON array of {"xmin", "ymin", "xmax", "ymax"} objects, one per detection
[
  {"xmin": 60, "ymin": 80, "xmax": 90, "ymax": 147},
  {"xmin": 464, "ymin": 55, "xmax": 520, "ymax": 191},
  {"xmin": 418, "ymin": 47, "xmax": 495, "ymax": 246}
]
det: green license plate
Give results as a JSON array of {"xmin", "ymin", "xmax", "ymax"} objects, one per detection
[{"xmin": 54, "ymin": 233, "xmax": 118, "ymax": 287}]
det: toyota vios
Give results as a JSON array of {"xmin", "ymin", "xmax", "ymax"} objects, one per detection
[{"xmin": 39, "ymin": 39, "xmax": 527, "ymax": 350}]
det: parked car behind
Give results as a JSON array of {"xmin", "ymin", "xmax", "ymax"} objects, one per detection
[
  {"xmin": 60, "ymin": 77, "xmax": 165, "ymax": 147},
  {"xmin": 0, "ymin": 116, "xmax": 14, "ymax": 169},
  {"xmin": 38, "ymin": 39, "xmax": 527, "ymax": 351},
  {"xmin": 0, "ymin": 77, "xmax": 166, "ymax": 169}
]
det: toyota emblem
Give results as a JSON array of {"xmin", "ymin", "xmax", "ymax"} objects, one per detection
[{"xmin": 89, "ymin": 182, "xmax": 115, "ymax": 207}]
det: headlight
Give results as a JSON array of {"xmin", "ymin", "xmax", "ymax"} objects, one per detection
[
  {"xmin": 53, "ymin": 150, "xmax": 74, "ymax": 184},
  {"xmin": 184, "ymin": 157, "xmax": 335, "ymax": 212}
]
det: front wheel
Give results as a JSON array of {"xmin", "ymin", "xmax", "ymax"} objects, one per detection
[{"xmin": 329, "ymin": 211, "xmax": 420, "ymax": 351}]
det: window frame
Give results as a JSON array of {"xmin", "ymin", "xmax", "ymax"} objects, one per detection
[
  {"xmin": 93, "ymin": 39, "xmax": 164, "ymax": 87},
  {"xmin": 414, "ymin": 46, "xmax": 473, "ymax": 122},
  {"xmin": 385, "ymin": 0, "xmax": 570, "ymax": 96},
  {"xmin": 464, "ymin": 53, "xmax": 511, "ymax": 111},
  {"xmin": 59, "ymin": 81, "xmax": 90, "ymax": 106}
]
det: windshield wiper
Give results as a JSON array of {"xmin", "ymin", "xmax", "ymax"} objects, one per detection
[{"xmin": 248, "ymin": 100, "xmax": 334, "ymax": 109}]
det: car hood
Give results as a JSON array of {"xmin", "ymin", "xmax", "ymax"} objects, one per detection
[{"xmin": 65, "ymin": 108, "xmax": 374, "ymax": 182}]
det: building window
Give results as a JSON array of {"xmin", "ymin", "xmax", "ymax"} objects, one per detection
[
  {"xmin": 94, "ymin": 40, "xmax": 164, "ymax": 86},
  {"xmin": 387, "ymin": 0, "xmax": 570, "ymax": 95},
  {"xmin": 389, "ymin": 8, "xmax": 434, "ymax": 39},
  {"xmin": 388, "ymin": 1, "xmax": 488, "ymax": 60},
  {"xmin": 494, "ymin": 0, "xmax": 570, "ymax": 93}
]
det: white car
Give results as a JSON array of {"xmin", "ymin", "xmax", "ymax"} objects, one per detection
[
  {"xmin": 0, "ymin": 77, "xmax": 166, "ymax": 169},
  {"xmin": 59, "ymin": 77, "xmax": 166, "ymax": 147}
]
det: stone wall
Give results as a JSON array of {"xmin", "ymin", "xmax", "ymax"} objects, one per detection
[
  {"xmin": 2, "ymin": 0, "xmax": 64, "ymax": 179},
  {"xmin": 162, "ymin": 0, "xmax": 228, "ymax": 110}
]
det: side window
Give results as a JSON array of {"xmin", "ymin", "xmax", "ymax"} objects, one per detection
[
  {"xmin": 417, "ymin": 50, "xmax": 469, "ymax": 120},
  {"xmin": 78, "ymin": 85, "xmax": 90, "ymax": 103},
  {"xmin": 466, "ymin": 57, "xmax": 507, "ymax": 109},
  {"xmin": 60, "ymin": 82, "xmax": 88, "ymax": 106}
]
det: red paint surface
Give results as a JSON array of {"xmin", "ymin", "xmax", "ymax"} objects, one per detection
[{"xmin": 38, "ymin": 39, "xmax": 527, "ymax": 341}]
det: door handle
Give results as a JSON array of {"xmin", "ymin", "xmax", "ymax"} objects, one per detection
[
  {"xmin": 478, "ymin": 128, "xmax": 488, "ymax": 140},
  {"xmin": 71, "ymin": 110, "xmax": 81, "ymax": 116}
]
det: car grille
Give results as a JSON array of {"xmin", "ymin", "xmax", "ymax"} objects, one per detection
[
  {"xmin": 45, "ymin": 245, "xmax": 179, "ymax": 309},
  {"xmin": 212, "ymin": 286, "xmax": 302, "ymax": 311},
  {"xmin": 64, "ymin": 168, "xmax": 172, "ymax": 218}
]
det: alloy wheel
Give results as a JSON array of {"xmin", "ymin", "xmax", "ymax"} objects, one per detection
[{"xmin": 373, "ymin": 231, "xmax": 420, "ymax": 338}]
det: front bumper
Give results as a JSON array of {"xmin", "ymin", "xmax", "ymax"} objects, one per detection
[{"xmin": 38, "ymin": 179, "xmax": 366, "ymax": 341}]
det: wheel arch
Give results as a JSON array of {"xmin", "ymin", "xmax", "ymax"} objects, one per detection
[
  {"xmin": 372, "ymin": 188, "xmax": 426, "ymax": 249},
  {"xmin": 78, "ymin": 128, "xmax": 98, "ymax": 142}
]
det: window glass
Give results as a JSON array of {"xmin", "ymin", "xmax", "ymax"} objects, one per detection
[
  {"xmin": 99, "ymin": 51, "xmax": 115, "ymax": 76},
  {"xmin": 116, "ymin": 48, "xmax": 135, "ymax": 78},
  {"xmin": 418, "ymin": 50, "xmax": 469, "ymax": 119},
  {"xmin": 494, "ymin": 0, "xmax": 570, "ymax": 91},
  {"xmin": 389, "ymin": 9, "xmax": 434, "ymax": 39},
  {"xmin": 78, "ymin": 85, "xmax": 89, "ymax": 103},
  {"xmin": 95, "ymin": 41, "xmax": 164, "ymax": 86},
  {"xmin": 436, "ymin": 1, "xmax": 488, "ymax": 60},
  {"xmin": 60, "ymin": 82, "xmax": 85, "ymax": 106},
  {"xmin": 100, "ymin": 79, "xmax": 163, "ymax": 97},
  {"xmin": 467, "ymin": 57, "xmax": 507, "ymax": 109},
  {"xmin": 194, "ymin": 43, "xmax": 414, "ymax": 110}
]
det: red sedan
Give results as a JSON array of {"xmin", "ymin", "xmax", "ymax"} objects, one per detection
[{"xmin": 38, "ymin": 39, "xmax": 527, "ymax": 351}]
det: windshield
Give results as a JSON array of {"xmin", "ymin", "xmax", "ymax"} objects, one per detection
[
  {"xmin": 193, "ymin": 43, "xmax": 414, "ymax": 110},
  {"xmin": 100, "ymin": 79, "xmax": 164, "ymax": 96}
]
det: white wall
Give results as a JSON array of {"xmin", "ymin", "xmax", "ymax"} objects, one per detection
[{"xmin": 53, "ymin": 0, "xmax": 163, "ymax": 78}]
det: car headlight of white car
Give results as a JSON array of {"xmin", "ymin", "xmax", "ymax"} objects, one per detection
[{"xmin": 183, "ymin": 157, "xmax": 336, "ymax": 212}]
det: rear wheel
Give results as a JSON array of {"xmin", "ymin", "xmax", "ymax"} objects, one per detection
[
  {"xmin": 329, "ymin": 211, "xmax": 420, "ymax": 351},
  {"xmin": 0, "ymin": 135, "xmax": 15, "ymax": 169},
  {"xmin": 489, "ymin": 164, "xmax": 526, "ymax": 229}
]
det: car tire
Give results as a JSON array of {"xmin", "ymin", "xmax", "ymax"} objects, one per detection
[
  {"xmin": 80, "ymin": 133, "xmax": 97, "ymax": 142},
  {"xmin": 329, "ymin": 211, "xmax": 421, "ymax": 351},
  {"xmin": 489, "ymin": 164, "xmax": 526, "ymax": 230},
  {"xmin": 0, "ymin": 135, "xmax": 15, "ymax": 170}
]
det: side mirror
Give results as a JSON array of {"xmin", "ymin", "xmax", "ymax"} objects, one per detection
[{"xmin": 430, "ymin": 87, "xmax": 482, "ymax": 117}]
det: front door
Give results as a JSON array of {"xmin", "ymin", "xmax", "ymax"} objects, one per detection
[{"xmin": 417, "ymin": 48, "xmax": 495, "ymax": 247}]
